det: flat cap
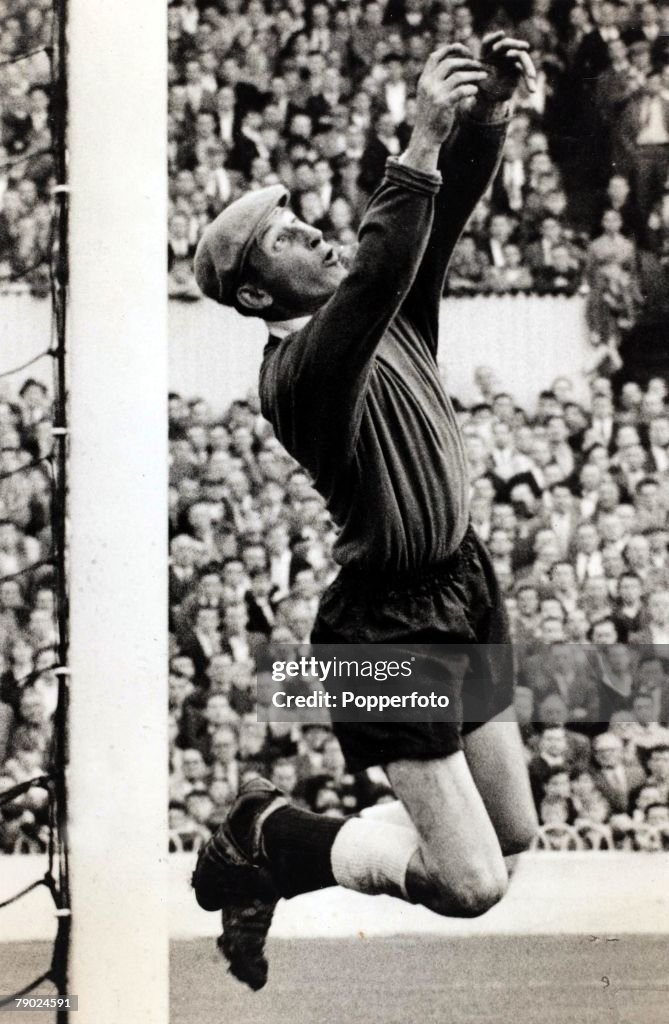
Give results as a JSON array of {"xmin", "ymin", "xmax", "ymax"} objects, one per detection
[{"xmin": 194, "ymin": 184, "xmax": 289, "ymax": 307}]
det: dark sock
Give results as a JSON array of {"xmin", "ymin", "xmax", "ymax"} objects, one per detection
[{"xmin": 261, "ymin": 805, "xmax": 347, "ymax": 899}]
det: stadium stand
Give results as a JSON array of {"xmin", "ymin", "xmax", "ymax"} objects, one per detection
[
  {"xmin": 2, "ymin": 0, "xmax": 669, "ymax": 855},
  {"xmin": 164, "ymin": 0, "xmax": 669, "ymax": 378},
  {"xmin": 0, "ymin": 0, "xmax": 53, "ymax": 298},
  {"xmin": 4, "ymin": 365, "xmax": 669, "ymax": 854},
  {"xmin": 162, "ymin": 367, "xmax": 669, "ymax": 854}
]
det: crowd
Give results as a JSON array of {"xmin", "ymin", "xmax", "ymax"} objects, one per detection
[
  {"xmin": 0, "ymin": 0, "xmax": 54, "ymax": 296},
  {"xmin": 0, "ymin": 375, "xmax": 57, "ymax": 853},
  {"xmin": 2, "ymin": 0, "xmax": 669, "ymax": 352},
  {"xmin": 4, "ymin": 0, "xmax": 669, "ymax": 855},
  {"xmin": 164, "ymin": 364, "xmax": 669, "ymax": 857},
  {"xmin": 3, "ymin": 365, "xmax": 669, "ymax": 853},
  {"xmin": 166, "ymin": 0, "xmax": 669, "ymax": 353},
  {"xmin": 2, "ymin": 0, "xmax": 669, "ymax": 337}
]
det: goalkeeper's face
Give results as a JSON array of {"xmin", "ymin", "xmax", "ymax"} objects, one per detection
[{"xmin": 238, "ymin": 207, "xmax": 348, "ymax": 319}]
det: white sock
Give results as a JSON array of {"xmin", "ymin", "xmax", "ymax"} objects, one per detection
[{"xmin": 330, "ymin": 818, "xmax": 419, "ymax": 900}]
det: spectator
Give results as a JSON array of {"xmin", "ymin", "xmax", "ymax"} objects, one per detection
[
  {"xmin": 591, "ymin": 732, "xmax": 647, "ymax": 813},
  {"xmin": 527, "ymin": 645, "xmax": 600, "ymax": 724},
  {"xmin": 619, "ymin": 72, "xmax": 669, "ymax": 222},
  {"xmin": 485, "ymin": 243, "xmax": 534, "ymax": 292},
  {"xmin": 587, "ymin": 209, "xmax": 637, "ymax": 290},
  {"xmin": 445, "ymin": 235, "xmax": 490, "ymax": 295},
  {"xmin": 359, "ymin": 112, "xmax": 401, "ymax": 194},
  {"xmin": 529, "ymin": 726, "xmax": 570, "ymax": 807},
  {"xmin": 635, "ymin": 743, "xmax": 669, "ymax": 804}
]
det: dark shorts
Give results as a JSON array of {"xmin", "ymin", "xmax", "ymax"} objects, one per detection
[{"xmin": 311, "ymin": 526, "xmax": 514, "ymax": 773}]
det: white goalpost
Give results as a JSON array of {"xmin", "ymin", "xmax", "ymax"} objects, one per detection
[{"xmin": 67, "ymin": 1, "xmax": 169, "ymax": 1021}]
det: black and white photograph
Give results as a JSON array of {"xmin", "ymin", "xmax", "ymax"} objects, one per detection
[{"xmin": 1, "ymin": 1, "xmax": 669, "ymax": 1022}]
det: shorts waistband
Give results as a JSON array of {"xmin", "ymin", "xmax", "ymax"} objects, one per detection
[{"xmin": 335, "ymin": 525, "xmax": 478, "ymax": 594}]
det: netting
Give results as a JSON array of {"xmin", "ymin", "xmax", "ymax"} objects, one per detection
[{"xmin": 0, "ymin": 0, "xmax": 70, "ymax": 1015}]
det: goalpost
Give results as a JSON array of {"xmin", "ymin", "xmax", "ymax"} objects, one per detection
[{"xmin": 67, "ymin": 1, "xmax": 169, "ymax": 1020}]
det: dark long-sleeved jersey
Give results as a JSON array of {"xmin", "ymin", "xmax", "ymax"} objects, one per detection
[{"xmin": 259, "ymin": 115, "xmax": 507, "ymax": 573}]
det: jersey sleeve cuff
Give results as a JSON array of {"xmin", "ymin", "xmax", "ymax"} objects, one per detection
[{"xmin": 385, "ymin": 158, "xmax": 442, "ymax": 196}]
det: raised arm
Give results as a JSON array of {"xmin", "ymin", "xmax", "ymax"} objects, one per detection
[
  {"xmin": 402, "ymin": 35, "xmax": 537, "ymax": 354},
  {"xmin": 261, "ymin": 49, "xmax": 491, "ymax": 475}
]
